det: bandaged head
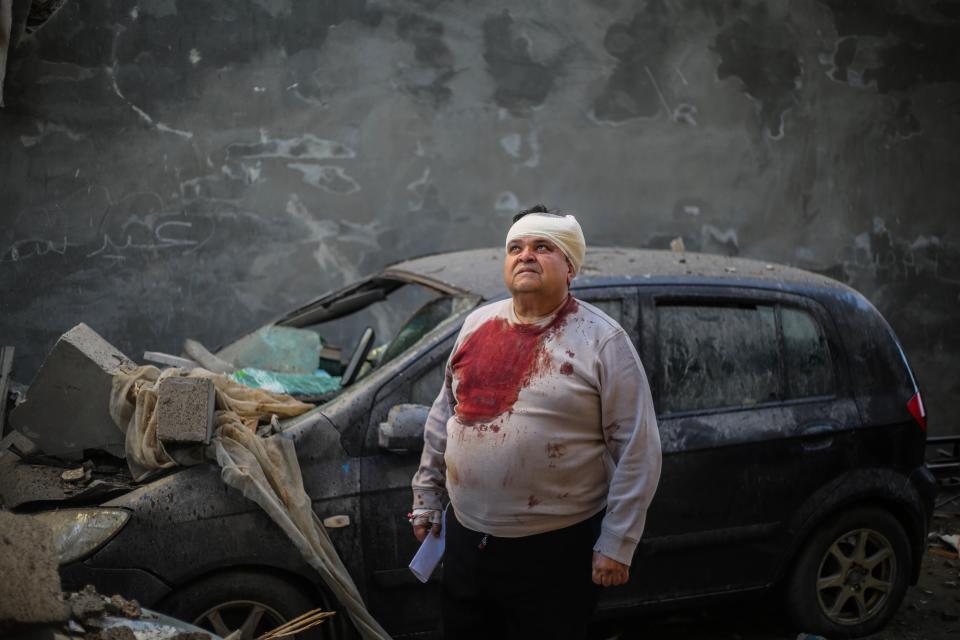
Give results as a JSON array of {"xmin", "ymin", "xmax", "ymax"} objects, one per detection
[{"xmin": 505, "ymin": 213, "xmax": 586, "ymax": 276}]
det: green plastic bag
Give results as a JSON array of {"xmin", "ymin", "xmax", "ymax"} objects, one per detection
[{"xmin": 230, "ymin": 368, "xmax": 342, "ymax": 397}]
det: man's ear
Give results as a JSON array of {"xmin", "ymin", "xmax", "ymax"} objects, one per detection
[{"xmin": 566, "ymin": 258, "xmax": 575, "ymax": 285}]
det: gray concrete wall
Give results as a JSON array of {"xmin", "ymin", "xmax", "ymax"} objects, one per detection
[{"xmin": 2, "ymin": 0, "xmax": 958, "ymax": 433}]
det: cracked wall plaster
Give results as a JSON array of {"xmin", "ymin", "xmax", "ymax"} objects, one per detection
[{"xmin": 1, "ymin": 0, "xmax": 959, "ymax": 432}]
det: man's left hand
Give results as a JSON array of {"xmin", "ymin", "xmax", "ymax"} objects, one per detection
[{"xmin": 592, "ymin": 551, "xmax": 629, "ymax": 587}]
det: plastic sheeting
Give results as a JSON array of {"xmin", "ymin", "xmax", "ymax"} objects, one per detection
[
  {"xmin": 230, "ymin": 368, "xmax": 342, "ymax": 397},
  {"xmin": 213, "ymin": 426, "xmax": 391, "ymax": 640},
  {"xmin": 109, "ymin": 366, "xmax": 391, "ymax": 640}
]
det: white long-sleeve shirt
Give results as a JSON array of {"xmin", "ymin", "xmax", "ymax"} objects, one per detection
[{"xmin": 411, "ymin": 296, "xmax": 661, "ymax": 565}]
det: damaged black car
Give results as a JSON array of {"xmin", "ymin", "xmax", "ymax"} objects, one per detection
[{"xmin": 0, "ymin": 248, "xmax": 936, "ymax": 639}]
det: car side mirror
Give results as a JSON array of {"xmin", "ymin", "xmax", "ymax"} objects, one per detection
[{"xmin": 378, "ymin": 403, "xmax": 430, "ymax": 453}]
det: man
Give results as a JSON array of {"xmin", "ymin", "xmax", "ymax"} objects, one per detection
[{"xmin": 410, "ymin": 205, "xmax": 661, "ymax": 639}]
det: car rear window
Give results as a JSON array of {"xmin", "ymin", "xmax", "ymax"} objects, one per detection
[{"xmin": 656, "ymin": 302, "xmax": 834, "ymax": 414}]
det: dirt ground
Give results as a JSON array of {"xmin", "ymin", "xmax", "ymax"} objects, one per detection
[{"xmin": 592, "ymin": 496, "xmax": 960, "ymax": 640}]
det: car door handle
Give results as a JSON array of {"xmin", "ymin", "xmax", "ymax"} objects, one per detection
[
  {"xmin": 323, "ymin": 515, "xmax": 351, "ymax": 528},
  {"xmin": 799, "ymin": 423, "xmax": 836, "ymax": 450}
]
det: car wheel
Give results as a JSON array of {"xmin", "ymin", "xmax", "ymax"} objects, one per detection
[
  {"xmin": 785, "ymin": 507, "xmax": 911, "ymax": 638},
  {"xmin": 160, "ymin": 570, "xmax": 350, "ymax": 640}
]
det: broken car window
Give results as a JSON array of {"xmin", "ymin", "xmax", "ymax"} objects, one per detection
[
  {"xmin": 304, "ymin": 283, "xmax": 445, "ymax": 372},
  {"xmin": 216, "ymin": 279, "xmax": 476, "ymax": 400}
]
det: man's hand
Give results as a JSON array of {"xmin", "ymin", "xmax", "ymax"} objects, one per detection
[
  {"xmin": 410, "ymin": 509, "xmax": 442, "ymax": 542},
  {"xmin": 592, "ymin": 551, "xmax": 629, "ymax": 587}
]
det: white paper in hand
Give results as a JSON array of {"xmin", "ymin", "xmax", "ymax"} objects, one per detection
[{"xmin": 409, "ymin": 508, "xmax": 446, "ymax": 583}]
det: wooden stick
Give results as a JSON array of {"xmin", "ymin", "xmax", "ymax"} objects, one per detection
[{"xmin": 256, "ymin": 608, "xmax": 336, "ymax": 640}]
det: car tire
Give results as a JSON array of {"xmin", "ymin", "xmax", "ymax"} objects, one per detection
[
  {"xmin": 160, "ymin": 570, "xmax": 352, "ymax": 640},
  {"xmin": 785, "ymin": 507, "xmax": 911, "ymax": 638}
]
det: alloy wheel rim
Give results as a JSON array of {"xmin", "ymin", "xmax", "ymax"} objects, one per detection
[
  {"xmin": 815, "ymin": 527, "xmax": 896, "ymax": 626},
  {"xmin": 193, "ymin": 599, "xmax": 287, "ymax": 640}
]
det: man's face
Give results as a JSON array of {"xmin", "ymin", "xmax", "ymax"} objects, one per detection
[{"xmin": 503, "ymin": 236, "xmax": 574, "ymax": 298}]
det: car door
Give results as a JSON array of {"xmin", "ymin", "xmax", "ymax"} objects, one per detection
[
  {"xmin": 599, "ymin": 286, "xmax": 858, "ymax": 609},
  {"xmin": 358, "ymin": 329, "xmax": 457, "ymax": 636}
]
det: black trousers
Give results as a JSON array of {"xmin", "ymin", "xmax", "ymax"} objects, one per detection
[{"xmin": 442, "ymin": 509, "xmax": 603, "ymax": 640}]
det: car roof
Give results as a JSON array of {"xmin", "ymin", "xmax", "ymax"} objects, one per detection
[{"xmin": 386, "ymin": 247, "xmax": 854, "ymax": 301}]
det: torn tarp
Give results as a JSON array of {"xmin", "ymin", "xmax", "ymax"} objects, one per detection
[
  {"xmin": 109, "ymin": 366, "xmax": 392, "ymax": 640},
  {"xmin": 213, "ymin": 426, "xmax": 392, "ymax": 640},
  {"xmin": 109, "ymin": 366, "xmax": 313, "ymax": 481}
]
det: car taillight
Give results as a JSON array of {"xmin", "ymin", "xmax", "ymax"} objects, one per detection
[{"xmin": 907, "ymin": 391, "xmax": 926, "ymax": 432}]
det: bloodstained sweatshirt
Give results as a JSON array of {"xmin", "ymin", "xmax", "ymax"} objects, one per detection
[{"xmin": 411, "ymin": 295, "xmax": 662, "ymax": 565}]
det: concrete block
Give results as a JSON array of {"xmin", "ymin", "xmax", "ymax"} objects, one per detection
[
  {"xmin": 0, "ymin": 512, "xmax": 70, "ymax": 625},
  {"xmin": 9, "ymin": 324, "xmax": 134, "ymax": 460},
  {"xmin": 156, "ymin": 376, "xmax": 214, "ymax": 445}
]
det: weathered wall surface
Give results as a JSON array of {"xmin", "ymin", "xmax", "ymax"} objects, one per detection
[{"xmin": 2, "ymin": 0, "xmax": 958, "ymax": 432}]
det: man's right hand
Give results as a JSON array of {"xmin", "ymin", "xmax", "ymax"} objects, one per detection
[{"xmin": 410, "ymin": 509, "xmax": 442, "ymax": 542}]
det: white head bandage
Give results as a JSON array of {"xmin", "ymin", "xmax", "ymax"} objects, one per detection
[{"xmin": 505, "ymin": 213, "xmax": 586, "ymax": 275}]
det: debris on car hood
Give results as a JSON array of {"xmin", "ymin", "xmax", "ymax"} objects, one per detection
[
  {"xmin": 3, "ymin": 324, "xmax": 389, "ymax": 638},
  {"xmin": 109, "ymin": 365, "xmax": 313, "ymax": 481},
  {"xmin": 0, "ymin": 433, "xmax": 136, "ymax": 510},
  {"xmin": 108, "ymin": 365, "xmax": 391, "ymax": 638},
  {"xmin": 41, "ymin": 585, "xmax": 219, "ymax": 640},
  {"xmin": 1, "ymin": 323, "xmax": 339, "ymax": 471}
]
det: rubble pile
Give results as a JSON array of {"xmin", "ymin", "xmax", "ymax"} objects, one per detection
[
  {"xmin": 64, "ymin": 585, "xmax": 147, "ymax": 640},
  {"xmin": 1, "ymin": 323, "xmax": 389, "ymax": 639}
]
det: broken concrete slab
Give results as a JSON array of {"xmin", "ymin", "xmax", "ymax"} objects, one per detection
[
  {"xmin": 9, "ymin": 323, "xmax": 135, "ymax": 460},
  {"xmin": 156, "ymin": 376, "xmax": 214, "ymax": 445},
  {"xmin": 0, "ymin": 512, "xmax": 70, "ymax": 626},
  {"xmin": 142, "ymin": 351, "xmax": 198, "ymax": 369}
]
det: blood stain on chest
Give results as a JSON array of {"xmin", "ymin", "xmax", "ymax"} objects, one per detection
[{"xmin": 452, "ymin": 297, "xmax": 578, "ymax": 423}]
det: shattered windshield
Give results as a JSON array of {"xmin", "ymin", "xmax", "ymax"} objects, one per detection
[{"xmin": 215, "ymin": 278, "xmax": 476, "ymax": 400}]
